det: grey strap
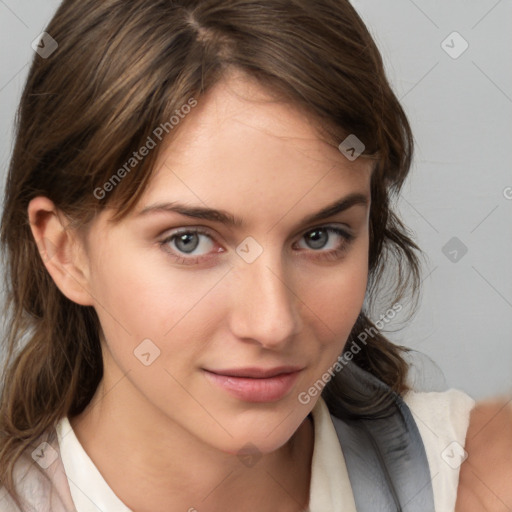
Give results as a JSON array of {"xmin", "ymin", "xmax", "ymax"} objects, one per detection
[{"xmin": 326, "ymin": 364, "xmax": 435, "ymax": 511}]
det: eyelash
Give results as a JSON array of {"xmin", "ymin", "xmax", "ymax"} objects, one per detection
[{"xmin": 158, "ymin": 226, "xmax": 356, "ymax": 266}]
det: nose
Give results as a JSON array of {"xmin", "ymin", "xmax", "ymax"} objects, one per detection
[{"xmin": 228, "ymin": 248, "xmax": 302, "ymax": 350}]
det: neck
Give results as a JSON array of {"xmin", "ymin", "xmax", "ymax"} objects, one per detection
[{"xmin": 69, "ymin": 369, "xmax": 314, "ymax": 512}]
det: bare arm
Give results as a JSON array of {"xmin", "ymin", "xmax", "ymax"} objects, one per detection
[{"xmin": 456, "ymin": 397, "xmax": 512, "ymax": 511}]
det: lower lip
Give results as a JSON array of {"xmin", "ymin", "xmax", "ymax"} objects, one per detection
[{"xmin": 203, "ymin": 370, "xmax": 301, "ymax": 403}]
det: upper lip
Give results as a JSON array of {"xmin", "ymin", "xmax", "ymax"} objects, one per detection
[{"xmin": 205, "ymin": 366, "xmax": 303, "ymax": 378}]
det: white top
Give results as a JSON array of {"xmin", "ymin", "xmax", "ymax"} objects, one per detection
[
  {"xmin": 403, "ymin": 388, "xmax": 476, "ymax": 512},
  {"xmin": 53, "ymin": 389, "xmax": 475, "ymax": 512}
]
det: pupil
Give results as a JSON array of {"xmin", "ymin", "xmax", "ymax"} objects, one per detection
[
  {"xmin": 308, "ymin": 229, "xmax": 327, "ymax": 249},
  {"xmin": 176, "ymin": 233, "xmax": 199, "ymax": 253}
]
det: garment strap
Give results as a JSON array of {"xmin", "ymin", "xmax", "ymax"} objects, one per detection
[{"xmin": 327, "ymin": 364, "xmax": 435, "ymax": 511}]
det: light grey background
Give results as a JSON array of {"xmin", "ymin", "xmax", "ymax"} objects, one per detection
[{"xmin": 1, "ymin": 1, "xmax": 511, "ymax": 400}]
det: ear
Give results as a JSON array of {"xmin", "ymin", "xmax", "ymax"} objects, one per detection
[{"xmin": 27, "ymin": 196, "xmax": 94, "ymax": 306}]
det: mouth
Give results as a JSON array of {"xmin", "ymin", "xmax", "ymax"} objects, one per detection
[{"xmin": 203, "ymin": 366, "xmax": 304, "ymax": 403}]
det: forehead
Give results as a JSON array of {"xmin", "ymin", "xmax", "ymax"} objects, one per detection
[{"xmin": 133, "ymin": 73, "xmax": 373, "ymax": 229}]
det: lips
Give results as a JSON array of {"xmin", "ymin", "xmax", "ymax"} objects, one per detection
[
  {"xmin": 203, "ymin": 366, "xmax": 303, "ymax": 402},
  {"xmin": 205, "ymin": 366, "xmax": 303, "ymax": 379}
]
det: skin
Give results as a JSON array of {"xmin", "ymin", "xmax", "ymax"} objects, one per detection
[
  {"xmin": 28, "ymin": 71, "xmax": 373, "ymax": 512},
  {"xmin": 455, "ymin": 398, "xmax": 512, "ymax": 511}
]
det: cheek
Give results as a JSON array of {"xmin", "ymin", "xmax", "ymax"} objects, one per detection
[
  {"xmin": 87, "ymin": 245, "xmax": 228, "ymax": 363},
  {"xmin": 335, "ymin": 261, "xmax": 367, "ymax": 322},
  {"xmin": 305, "ymin": 243, "xmax": 368, "ymax": 323},
  {"xmin": 298, "ymin": 242, "xmax": 369, "ymax": 364}
]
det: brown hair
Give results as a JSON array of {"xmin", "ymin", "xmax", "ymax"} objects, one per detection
[{"xmin": 0, "ymin": 0, "xmax": 420, "ymax": 505}]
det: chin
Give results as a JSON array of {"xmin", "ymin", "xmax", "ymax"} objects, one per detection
[
  {"xmin": 210, "ymin": 417, "xmax": 302, "ymax": 457},
  {"xmin": 216, "ymin": 435, "xmax": 290, "ymax": 458}
]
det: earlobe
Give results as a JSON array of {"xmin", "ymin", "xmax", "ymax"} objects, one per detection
[{"xmin": 27, "ymin": 196, "xmax": 94, "ymax": 306}]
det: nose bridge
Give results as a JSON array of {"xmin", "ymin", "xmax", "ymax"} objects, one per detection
[{"xmin": 230, "ymin": 244, "xmax": 301, "ymax": 346}]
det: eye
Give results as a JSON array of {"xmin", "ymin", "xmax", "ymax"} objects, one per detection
[
  {"xmin": 159, "ymin": 225, "xmax": 355, "ymax": 266},
  {"xmin": 294, "ymin": 226, "xmax": 355, "ymax": 261},
  {"xmin": 159, "ymin": 228, "xmax": 223, "ymax": 266}
]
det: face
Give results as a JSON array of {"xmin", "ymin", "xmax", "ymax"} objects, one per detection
[{"xmin": 79, "ymin": 72, "xmax": 372, "ymax": 455}]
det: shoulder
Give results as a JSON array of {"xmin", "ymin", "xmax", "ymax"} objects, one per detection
[
  {"xmin": 455, "ymin": 397, "xmax": 512, "ymax": 511},
  {"xmin": 401, "ymin": 388, "xmax": 476, "ymax": 512}
]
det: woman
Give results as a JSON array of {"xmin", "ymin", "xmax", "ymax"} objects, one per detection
[{"xmin": 0, "ymin": 0, "xmax": 475, "ymax": 510}]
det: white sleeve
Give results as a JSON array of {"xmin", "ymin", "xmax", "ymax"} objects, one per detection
[{"xmin": 402, "ymin": 388, "xmax": 476, "ymax": 512}]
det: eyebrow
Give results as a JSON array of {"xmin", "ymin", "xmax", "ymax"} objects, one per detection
[{"xmin": 136, "ymin": 192, "xmax": 369, "ymax": 228}]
